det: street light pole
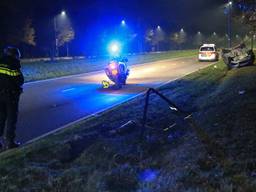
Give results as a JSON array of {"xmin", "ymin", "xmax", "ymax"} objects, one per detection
[
  {"xmin": 227, "ymin": 1, "xmax": 232, "ymax": 48},
  {"xmin": 251, "ymin": 26, "xmax": 256, "ymax": 50},
  {"xmin": 252, "ymin": 34, "xmax": 255, "ymax": 50},
  {"xmin": 54, "ymin": 17, "xmax": 58, "ymax": 57},
  {"xmin": 54, "ymin": 10, "xmax": 66, "ymax": 58},
  {"xmin": 156, "ymin": 26, "xmax": 161, "ymax": 51}
]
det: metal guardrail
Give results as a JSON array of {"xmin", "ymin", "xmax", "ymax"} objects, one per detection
[
  {"xmin": 141, "ymin": 88, "xmax": 191, "ymax": 138},
  {"xmin": 140, "ymin": 88, "xmax": 226, "ymax": 162}
]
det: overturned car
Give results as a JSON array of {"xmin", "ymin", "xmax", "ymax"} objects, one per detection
[{"xmin": 222, "ymin": 44, "xmax": 255, "ymax": 69}]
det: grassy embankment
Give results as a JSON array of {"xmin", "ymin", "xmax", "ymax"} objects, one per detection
[
  {"xmin": 0, "ymin": 58, "xmax": 256, "ymax": 191},
  {"xmin": 22, "ymin": 50, "xmax": 197, "ymax": 82}
]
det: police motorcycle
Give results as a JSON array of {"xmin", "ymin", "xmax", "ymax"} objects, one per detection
[{"xmin": 104, "ymin": 57, "xmax": 129, "ymax": 89}]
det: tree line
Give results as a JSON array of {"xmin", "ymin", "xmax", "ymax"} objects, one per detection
[
  {"xmin": 144, "ymin": 30, "xmax": 255, "ymax": 51},
  {"xmin": 0, "ymin": 1, "xmax": 75, "ymax": 58}
]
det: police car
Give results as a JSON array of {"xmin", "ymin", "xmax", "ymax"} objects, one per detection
[{"xmin": 198, "ymin": 44, "xmax": 219, "ymax": 62}]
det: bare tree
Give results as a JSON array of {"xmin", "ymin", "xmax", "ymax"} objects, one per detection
[
  {"xmin": 145, "ymin": 29, "xmax": 157, "ymax": 51},
  {"xmin": 145, "ymin": 28, "xmax": 166, "ymax": 51},
  {"xmin": 193, "ymin": 32, "xmax": 204, "ymax": 48},
  {"xmin": 57, "ymin": 26, "xmax": 75, "ymax": 47},
  {"xmin": 234, "ymin": 0, "xmax": 256, "ymax": 48},
  {"xmin": 243, "ymin": 34, "xmax": 252, "ymax": 46},
  {"xmin": 56, "ymin": 19, "xmax": 75, "ymax": 56},
  {"xmin": 206, "ymin": 32, "xmax": 219, "ymax": 45},
  {"xmin": 22, "ymin": 19, "xmax": 36, "ymax": 46},
  {"xmin": 235, "ymin": 0, "xmax": 256, "ymax": 26},
  {"xmin": 170, "ymin": 30, "xmax": 187, "ymax": 49}
]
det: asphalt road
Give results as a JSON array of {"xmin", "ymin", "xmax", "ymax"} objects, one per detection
[{"xmin": 17, "ymin": 57, "xmax": 212, "ymax": 143}]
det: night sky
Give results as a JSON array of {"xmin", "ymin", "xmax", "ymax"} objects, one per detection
[
  {"xmin": 19, "ymin": 0, "xmax": 227, "ymax": 31},
  {"xmin": 0, "ymin": 0, "xmax": 245, "ymax": 56}
]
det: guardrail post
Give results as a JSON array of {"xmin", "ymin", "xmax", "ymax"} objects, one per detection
[
  {"xmin": 140, "ymin": 88, "xmax": 227, "ymax": 165},
  {"xmin": 141, "ymin": 88, "xmax": 152, "ymax": 139},
  {"xmin": 141, "ymin": 88, "xmax": 190, "ymax": 139}
]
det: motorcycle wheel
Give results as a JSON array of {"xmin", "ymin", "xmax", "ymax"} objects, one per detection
[
  {"xmin": 114, "ymin": 82, "xmax": 122, "ymax": 89},
  {"xmin": 114, "ymin": 79, "xmax": 123, "ymax": 89},
  {"xmin": 121, "ymin": 74, "xmax": 127, "ymax": 85}
]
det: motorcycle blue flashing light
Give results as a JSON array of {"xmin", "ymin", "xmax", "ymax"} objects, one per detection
[
  {"xmin": 108, "ymin": 41, "xmax": 121, "ymax": 56},
  {"xmin": 111, "ymin": 44, "xmax": 119, "ymax": 52}
]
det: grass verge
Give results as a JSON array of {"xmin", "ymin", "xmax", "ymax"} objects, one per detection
[
  {"xmin": 22, "ymin": 50, "xmax": 197, "ymax": 82},
  {"xmin": 1, "ymin": 59, "xmax": 256, "ymax": 191}
]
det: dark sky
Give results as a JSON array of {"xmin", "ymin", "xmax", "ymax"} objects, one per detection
[
  {"xmin": 1, "ymin": 0, "xmax": 227, "ymax": 31},
  {"xmin": 34, "ymin": 0, "xmax": 227, "ymax": 30},
  {"xmin": 0, "ymin": 0, "xmax": 246, "ymax": 55},
  {"xmin": 48, "ymin": 0, "xmax": 231, "ymax": 40}
]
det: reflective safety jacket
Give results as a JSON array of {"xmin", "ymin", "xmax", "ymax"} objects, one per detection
[{"xmin": 0, "ymin": 56, "xmax": 24, "ymax": 92}]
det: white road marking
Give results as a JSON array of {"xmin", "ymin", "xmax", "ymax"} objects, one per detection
[{"xmin": 62, "ymin": 88, "xmax": 76, "ymax": 92}]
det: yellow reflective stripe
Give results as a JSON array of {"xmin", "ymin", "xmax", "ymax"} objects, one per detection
[
  {"xmin": 0, "ymin": 67, "xmax": 21, "ymax": 76},
  {"xmin": 0, "ymin": 63, "xmax": 8, "ymax": 67}
]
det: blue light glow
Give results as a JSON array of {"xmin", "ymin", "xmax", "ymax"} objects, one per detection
[
  {"xmin": 111, "ymin": 44, "xmax": 119, "ymax": 52},
  {"xmin": 139, "ymin": 169, "xmax": 159, "ymax": 182},
  {"xmin": 56, "ymin": 83, "xmax": 135, "ymax": 114},
  {"xmin": 108, "ymin": 41, "xmax": 122, "ymax": 56},
  {"xmin": 121, "ymin": 20, "xmax": 126, "ymax": 26}
]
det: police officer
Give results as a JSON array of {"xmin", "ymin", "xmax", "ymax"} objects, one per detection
[{"xmin": 0, "ymin": 46, "xmax": 24, "ymax": 150}]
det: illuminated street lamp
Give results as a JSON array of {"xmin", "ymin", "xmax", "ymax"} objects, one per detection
[
  {"xmin": 227, "ymin": 1, "xmax": 232, "ymax": 48},
  {"xmin": 156, "ymin": 25, "xmax": 164, "ymax": 51},
  {"xmin": 195, "ymin": 31, "xmax": 203, "ymax": 47},
  {"xmin": 254, "ymin": 35, "xmax": 256, "ymax": 49},
  {"xmin": 61, "ymin": 11, "xmax": 66, "ymax": 16},
  {"xmin": 250, "ymin": 31, "xmax": 256, "ymax": 50},
  {"xmin": 54, "ymin": 10, "xmax": 67, "ymax": 57}
]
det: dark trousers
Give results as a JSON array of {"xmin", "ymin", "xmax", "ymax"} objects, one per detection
[{"xmin": 0, "ymin": 91, "xmax": 20, "ymax": 142}]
